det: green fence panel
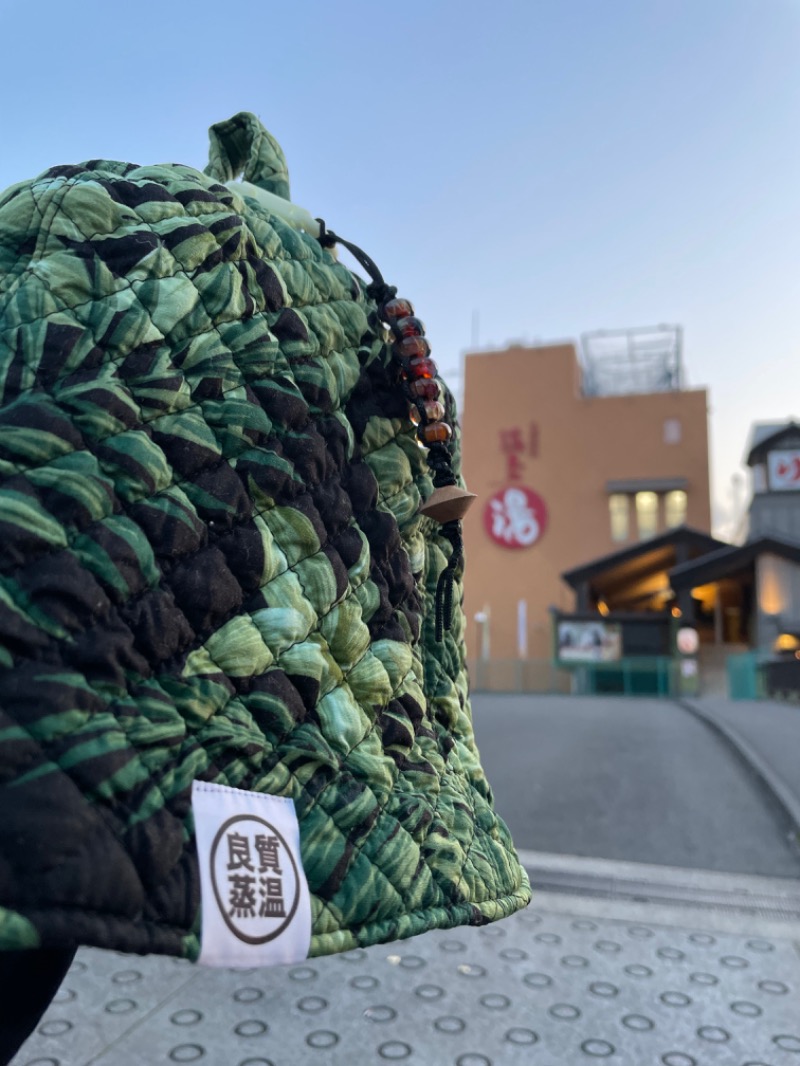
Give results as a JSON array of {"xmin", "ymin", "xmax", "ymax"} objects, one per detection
[
  {"xmin": 466, "ymin": 657, "xmax": 679, "ymax": 697},
  {"xmin": 727, "ymin": 651, "xmax": 763, "ymax": 700}
]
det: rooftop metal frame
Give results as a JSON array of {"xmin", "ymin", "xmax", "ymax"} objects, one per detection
[{"xmin": 580, "ymin": 324, "xmax": 684, "ymax": 397}]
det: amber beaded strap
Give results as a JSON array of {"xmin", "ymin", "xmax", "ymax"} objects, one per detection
[{"xmin": 316, "ymin": 223, "xmax": 476, "ymax": 640}]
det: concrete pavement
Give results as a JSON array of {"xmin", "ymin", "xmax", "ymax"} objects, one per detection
[{"xmin": 12, "ymin": 855, "xmax": 800, "ymax": 1065}]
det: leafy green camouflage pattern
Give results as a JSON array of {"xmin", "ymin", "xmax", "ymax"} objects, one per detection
[{"xmin": 0, "ymin": 113, "xmax": 530, "ymax": 960}]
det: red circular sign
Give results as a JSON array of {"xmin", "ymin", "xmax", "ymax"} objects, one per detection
[
  {"xmin": 676, "ymin": 627, "xmax": 699, "ymax": 655},
  {"xmin": 483, "ymin": 486, "xmax": 548, "ymax": 549}
]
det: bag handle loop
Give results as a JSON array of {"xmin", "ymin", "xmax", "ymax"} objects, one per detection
[{"xmin": 204, "ymin": 111, "xmax": 290, "ymax": 201}]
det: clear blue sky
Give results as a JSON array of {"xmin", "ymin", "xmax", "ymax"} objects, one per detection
[{"xmin": 3, "ymin": 0, "xmax": 799, "ymax": 536}]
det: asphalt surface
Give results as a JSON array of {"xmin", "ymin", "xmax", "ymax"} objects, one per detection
[
  {"xmin": 690, "ymin": 696, "xmax": 800, "ymax": 800},
  {"xmin": 472, "ymin": 694, "xmax": 800, "ymax": 878}
]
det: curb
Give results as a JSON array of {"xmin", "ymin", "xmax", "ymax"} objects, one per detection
[
  {"xmin": 676, "ymin": 698, "xmax": 800, "ymax": 844},
  {"xmin": 515, "ymin": 849, "xmax": 800, "ymax": 934}
]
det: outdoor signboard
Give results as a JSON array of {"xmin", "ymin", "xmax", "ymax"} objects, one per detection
[
  {"xmin": 483, "ymin": 421, "xmax": 548, "ymax": 550},
  {"xmin": 768, "ymin": 450, "xmax": 800, "ymax": 491},
  {"xmin": 676, "ymin": 627, "xmax": 699, "ymax": 655},
  {"xmin": 484, "ymin": 486, "xmax": 548, "ymax": 549},
  {"xmin": 556, "ymin": 620, "xmax": 622, "ymax": 663}
]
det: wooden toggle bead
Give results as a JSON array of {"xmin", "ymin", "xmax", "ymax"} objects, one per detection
[
  {"xmin": 394, "ymin": 316, "xmax": 425, "ymax": 337},
  {"xmin": 408, "ymin": 378, "xmax": 441, "ymax": 401},
  {"xmin": 382, "ymin": 297, "xmax": 414, "ymax": 321},
  {"xmin": 406, "ymin": 356, "xmax": 438, "ymax": 380},
  {"xmin": 418, "ymin": 484, "xmax": 478, "ymax": 522},
  {"xmin": 395, "ymin": 335, "xmax": 430, "ymax": 360},
  {"xmin": 417, "ymin": 421, "xmax": 453, "ymax": 444}
]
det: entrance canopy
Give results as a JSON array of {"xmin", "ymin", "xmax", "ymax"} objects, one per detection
[
  {"xmin": 670, "ymin": 534, "xmax": 800, "ymax": 591},
  {"xmin": 670, "ymin": 534, "xmax": 800, "ymax": 644},
  {"xmin": 562, "ymin": 526, "xmax": 725, "ymax": 613}
]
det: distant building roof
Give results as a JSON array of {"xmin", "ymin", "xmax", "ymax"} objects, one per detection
[
  {"xmin": 669, "ymin": 533, "xmax": 800, "ymax": 589},
  {"xmin": 561, "ymin": 525, "xmax": 725, "ymax": 589},
  {"xmin": 744, "ymin": 420, "xmax": 800, "ymax": 466}
]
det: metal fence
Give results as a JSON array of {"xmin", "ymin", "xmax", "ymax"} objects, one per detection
[
  {"xmin": 727, "ymin": 653, "xmax": 800, "ymax": 702},
  {"xmin": 763, "ymin": 658, "xmax": 800, "ymax": 700},
  {"xmin": 468, "ymin": 653, "xmax": 800, "ymax": 700},
  {"xmin": 466, "ymin": 659, "xmax": 572, "ymax": 694},
  {"xmin": 467, "ymin": 657, "xmax": 679, "ymax": 696}
]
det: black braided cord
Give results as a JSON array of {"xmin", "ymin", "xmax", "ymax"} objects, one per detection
[{"xmin": 316, "ymin": 221, "xmax": 462, "ymax": 640}]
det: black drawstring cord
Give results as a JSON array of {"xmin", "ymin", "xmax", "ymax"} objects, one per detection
[
  {"xmin": 317, "ymin": 220, "xmax": 462, "ymax": 641},
  {"xmin": 435, "ymin": 520, "xmax": 464, "ymax": 642},
  {"xmin": 316, "ymin": 220, "xmax": 396, "ymax": 305},
  {"xmin": 425, "ymin": 441, "xmax": 458, "ymax": 489}
]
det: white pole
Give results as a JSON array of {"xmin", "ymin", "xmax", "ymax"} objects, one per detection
[
  {"xmin": 517, "ymin": 599, "xmax": 528, "ymax": 658},
  {"xmin": 474, "ymin": 610, "xmax": 490, "ymax": 661}
]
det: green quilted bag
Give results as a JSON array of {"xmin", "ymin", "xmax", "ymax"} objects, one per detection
[{"xmin": 0, "ymin": 112, "xmax": 530, "ymax": 962}]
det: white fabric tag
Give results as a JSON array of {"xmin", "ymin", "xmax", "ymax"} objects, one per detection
[{"xmin": 192, "ymin": 781, "xmax": 312, "ymax": 968}]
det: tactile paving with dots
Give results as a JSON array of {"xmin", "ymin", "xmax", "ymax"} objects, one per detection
[{"xmin": 13, "ymin": 906, "xmax": 800, "ymax": 1065}]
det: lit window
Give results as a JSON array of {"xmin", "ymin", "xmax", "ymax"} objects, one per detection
[
  {"xmin": 635, "ymin": 491, "xmax": 658, "ymax": 540},
  {"xmin": 664, "ymin": 489, "xmax": 687, "ymax": 528},
  {"xmin": 608, "ymin": 494, "xmax": 629, "ymax": 542},
  {"xmin": 664, "ymin": 418, "xmax": 682, "ymax": 444}
]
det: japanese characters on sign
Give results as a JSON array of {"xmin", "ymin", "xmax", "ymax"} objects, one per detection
[
  {"xmin": 193, "ymin": 781, "xmax": 311, "ymax": 967},
  {"xmin": 225, "ymin": 828, "xmax": 287, "ymax": 921},
  {"xmin": 210, "ymin": 814, "xmax": 300, "ymax": 946},
  {"xmin": 485, "ymin": 422, "xmax": 547, "ymax": 549},
  {"xmin": 484, "ymin": 486, "xmax": 548, "ymax": 549},
  {"xmin": 498, "ymin": 422, "xmax": 539, "ymax": 482},
  {"xmin": 768, "ymin": 450, "xmax": 800, "ymax": 491}
]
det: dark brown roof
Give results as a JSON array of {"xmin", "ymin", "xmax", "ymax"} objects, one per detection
[
  {"xmin": 669, "ymin": 534, "xmax": 800, "ymax": 589},
  {"xmin": 561, "ymin": 525, "xmax": 725, "ymax": 589},
  {"xmin": 745, "ymin": 422, "xmax": 800, "ymax": 466}
]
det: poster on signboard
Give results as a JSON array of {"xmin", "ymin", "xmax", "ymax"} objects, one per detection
[{"xmin": 556, "ymin": 620, "xmax": 622, "ymax": 663}]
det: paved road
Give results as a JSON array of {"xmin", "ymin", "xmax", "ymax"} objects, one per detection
[
  {"xmin": 472, "ymin": 694, "xmax": 800, "ymax": 878},
  {"xmin": 691, "ymin": 696, "xmax": 800, "ymax": 800}
]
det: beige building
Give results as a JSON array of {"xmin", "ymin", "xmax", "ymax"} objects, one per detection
[{"xmin": 460, "ymin": 334, "xmax": 711, "ymax": 662}]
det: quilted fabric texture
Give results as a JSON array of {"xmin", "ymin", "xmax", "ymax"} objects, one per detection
[{"xmin": 0, "ymin": 112, "xmax": 530, "ymax": 960}]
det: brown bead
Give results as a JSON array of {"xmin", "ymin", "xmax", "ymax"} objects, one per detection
[
  {"xmin": 408, "ymin": 378, "xmax": 441, "ymax": 401},
  {"xmin": 409, "ymin": 400, "xmax": 445, "ymax": 425},
  {"xmin": 418, "ymin": 421, "xmax": 452, "ymax": 444},
  {"xmin": 406, "ymin": 356, "xmax": 438, "ymax": 379},
  {"xmin": 395, "ymin": 316, "xmax": 425, "ymax": 337},
  {"xmin": 382, "ymin": 297, "xmax": 414, "ymax": 321},
  {"xmin": 421, "ymin": 400, "xmax": 445, "ymax": 421},
  {"xmin": 395, "ymin": 335, "xmax": 430, "ymax": 360}
]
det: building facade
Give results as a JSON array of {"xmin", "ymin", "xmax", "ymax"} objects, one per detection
[
  {"xmin": 460, "ymin": 335, "xmax": 711, "ymax": 662},
  {"xmin": 746, "ymin": 421, "xmax": 800, "ymax": 543}
]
